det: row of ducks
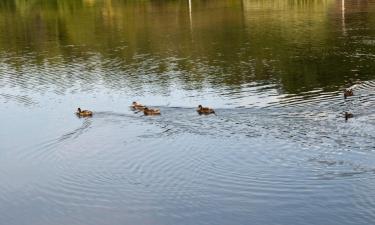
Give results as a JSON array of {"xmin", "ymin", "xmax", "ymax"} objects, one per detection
[
  {"xmin": 76, "ymin": 102, "xmax": 215, "ymax": 117},
  {"xmin": 131, "ymin": 102, "xmax": 215, "ymax": 115},
  {"xmin": 76, "ymin": 89, "xmax": 355, "ymax": 119}
]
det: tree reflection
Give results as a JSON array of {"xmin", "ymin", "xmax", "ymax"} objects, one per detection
[{"xmin": 0, "ymin": 0, "xmax": 374, "ymax": 95}]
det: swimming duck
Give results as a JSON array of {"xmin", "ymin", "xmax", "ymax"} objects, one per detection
[
  {"xmin": 143, "ymin": 107, "xmax": 161, "ymax": 115},
  {"xmin": 345, "ymin": 112, "xmax": 353, "ymax": 121},
  {"xmin": 197, "ymin": 105, "xmax": 215, "ymax": 115},
  {"xmin": 131, "ymin": 101, "xmax": 145, "ymax": 110},
  {"xmin": 344, "ymin": 89, "xmax": 353, "ymax": 99},
  {"xmin": 76, "ymin": 107, "xmax": 93, "ymax": 117}
]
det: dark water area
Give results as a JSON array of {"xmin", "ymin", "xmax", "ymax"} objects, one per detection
[{"xmin": 0, "ymin": 0, "xmax": 375, "ymax": 224}]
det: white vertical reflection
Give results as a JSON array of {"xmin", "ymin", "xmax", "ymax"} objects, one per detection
[
  {"xmin": 342, "ymin": 0, "xmax": 347, "ymax": 36},
  {"xmin": 189, "ymin": 0, "xmax": 193, "ymax": 40}
]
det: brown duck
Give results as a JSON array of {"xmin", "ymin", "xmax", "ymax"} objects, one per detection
[
  {"xmin": 344, "ymin": 89, "xmax": 353, "ymax": 99},
  {"xmin": 131, "ymin": 101, "xmax": 146, "ymax": 110},
  {"xmin": 143, "ymin": 107, "xmax": 161, "ymax": 116},
  {"xmin": 197, "ymin": 105, "xmax": 215, "ymax": 115},
  {"xmin": 76, "ymin": 108, "xmax": 93, "ymax": 117},
  {"xmin": 345, "ymin": 112, "xmax": 353, "ymax": 121}
]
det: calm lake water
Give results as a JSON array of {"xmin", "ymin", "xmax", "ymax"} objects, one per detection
[{"xmin": 1, "ymin": 0, "xmax": 375, "ymax": 224}]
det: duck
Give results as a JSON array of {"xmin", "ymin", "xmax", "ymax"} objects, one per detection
[
  {"xmin": 345, "ymin": 112, "xmax": 353, "ymax": 121},
  {"xmin": 344, "ymin": 88, "xmax": 353, "ymax": 99},
  {"xmin": 131, "ymin": 101, "xmax": 145, "ymax": 110},
  {"xmin": 76, "ymin": 107, "xmax": 93, "ymax": 117},
  {"xmin": 143, "ymin": 107, "xmax": 161, "ymax": 116},
  {"xmin": 197, "ymin": 105, "xmax": 215, "ymax": 115}
]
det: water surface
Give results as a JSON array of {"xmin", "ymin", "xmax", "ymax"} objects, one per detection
[{"xmin": 1, "ymin": 0, "xmax": 375, "ymax": 224}]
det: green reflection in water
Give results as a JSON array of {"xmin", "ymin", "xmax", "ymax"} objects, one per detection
[{"xmin": 0, "ymin": 0, "xmax": 375, "ymax": 95}]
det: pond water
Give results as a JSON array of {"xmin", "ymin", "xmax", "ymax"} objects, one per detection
[{"xmin": 1, "ymin": 0, "xmax": 375, "ymax": 224}]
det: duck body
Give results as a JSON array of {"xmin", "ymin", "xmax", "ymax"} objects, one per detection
[
  {"xmin": 344, "ymin": 89, "xmax": 353, "ymax": 99},
  {"xmin": 131, "ymin": 101, "xmax": 145, "ymax": 110},
  {"xmin": 345, "ymin": 112, "xmax": 353, "ymax": 121},
  {"xmin": 197, "ymin": 105, "xmax": 215, "ymax": 115},
  {"xmin": 143, "ymin": 107, "xmax": 161, "ymax": 116},
  {"xmin": 76, "ymin": 108, "xmax": 93, "ymax": 117}
]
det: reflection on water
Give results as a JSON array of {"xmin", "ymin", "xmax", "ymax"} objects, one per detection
[
  {"xmin": 1, "ymin": 0, "xmax": 375, "ymax": 96},
  {"xmin": 0, "ymin": 0, "xmax": 375, "ymax": 225}
]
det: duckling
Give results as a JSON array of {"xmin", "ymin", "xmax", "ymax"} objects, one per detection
[
  {"xmin": 76, "ymin": 107, "xmax": 93, "ymax": 117},
  {"xmin": 344, "ymin": 88, "xmax": 353, "ymax": 99},
  {"xmin": 143, "ymin": 107, "xmax": 161, "ymax": 116},
  {"xmin": 345, "ymin": 112, "xmax": 353, "ymax": 121},
  {"xmin": 131, "ymin": 101, "xmax": 145, "ymax": 110},
  {"xmin": 197, "ymin": 105, "xmax": 215, "ymax": 115}
]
